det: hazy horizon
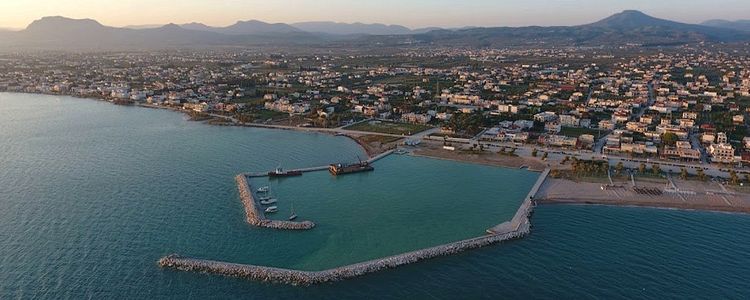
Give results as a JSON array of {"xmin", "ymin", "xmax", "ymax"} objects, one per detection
[{"xmin": 1, "ymin": 0, "xmax": 749, "ymax": 30}]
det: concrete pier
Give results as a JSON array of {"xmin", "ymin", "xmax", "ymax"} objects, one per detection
[
  {"xmin": 487, "ymin": 168, "xmax": 549, "ymax": 235},
  {"xmin": 235, "ymin": 174, "xmax": 315, "ymax": 230},
  {"xmin": 245, "ymin": 150, "xmax": 395, "ymax": 178}
]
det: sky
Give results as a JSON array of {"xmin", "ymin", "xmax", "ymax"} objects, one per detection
[{"xmin": 0, "ymin": 0, "xmax": 748, "ymax": 29}]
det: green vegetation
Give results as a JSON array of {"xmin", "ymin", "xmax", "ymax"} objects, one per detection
[
  {"xmin": 344, "ymin": 121, "xmax": 431, "ymax": 135},
  {"xmin": 559, "ymin": 127, "xmax": 602, "ymax": 138},
  {"xmin": 661, "ymin": 132, "xmax": 678, "ymax": 146}
]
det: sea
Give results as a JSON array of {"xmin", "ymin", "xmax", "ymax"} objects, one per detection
[{"xmin": 1, "ymin": 92, "xmax": 749, "ymax": 299}]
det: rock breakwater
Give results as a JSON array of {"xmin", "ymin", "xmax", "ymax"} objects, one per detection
[{"xmin": 235, "ymin": 174, "xmax": 315, "ymax": 230}]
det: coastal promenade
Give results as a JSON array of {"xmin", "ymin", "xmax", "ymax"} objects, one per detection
[{"xmin": 159, "ymin": 168, "xmax": 550, "ymax": 285}]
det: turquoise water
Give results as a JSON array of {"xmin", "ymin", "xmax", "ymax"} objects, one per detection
[
  {"xmin": 2, "ymin": 93, "xmax": 750, "ymax": 299},
  {"xmin": 250, "ymin": 155, "xmax": 536, "ymax": 270}
]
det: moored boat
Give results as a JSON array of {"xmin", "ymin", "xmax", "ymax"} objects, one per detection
[
  {"xmin": 257, "ymin": 186, "xmax": 270, "ymax": 193},
  {"xmin": 268, "ymin": 166, "xmax": 303, "ymax": 178},
  {"xmin": 260, "ymin": 198, "xmax": 277, "ymax": 205},
  {"xmin": 264, "ymin": 206, "xmax": 278, "ymax": 213}
]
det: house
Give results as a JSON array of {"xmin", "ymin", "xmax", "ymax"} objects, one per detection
[{"xmin": 709, "ymin": 143, "xmax": 736, "ymax": 163}]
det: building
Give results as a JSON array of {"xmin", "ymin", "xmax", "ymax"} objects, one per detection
[{"xmin": 709, "ymin": 143, "xmax": 736, "ymax": 163}]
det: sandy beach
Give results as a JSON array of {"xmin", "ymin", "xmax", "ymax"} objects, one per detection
[
  {"xmin": 412, "ymin": 142, "xmax": 547, "ymax": 171},
  {"xmin": 536, "ymin": 176, "xmax": 750, "ymax": 214}
]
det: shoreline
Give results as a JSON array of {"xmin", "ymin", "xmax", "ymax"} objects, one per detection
[
  {"xmin": 411, "ymin": 145, "xmax": 547, "ymax": 172},
  {"xmin": 540, "ymin": 198, "xmax": 750, "ymax": 215},
  {"xmin": 535, "ymin": 177, "xmax": 750, "ymax": 215}
]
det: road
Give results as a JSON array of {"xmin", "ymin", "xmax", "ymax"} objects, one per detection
[{"xmin": 207, "ymin": 112, "xmax": 437, "ymax": 139}]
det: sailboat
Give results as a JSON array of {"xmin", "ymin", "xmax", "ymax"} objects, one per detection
[{"xmin": 288, "ymin": 201, "xmax": 298, "ymax": 221}]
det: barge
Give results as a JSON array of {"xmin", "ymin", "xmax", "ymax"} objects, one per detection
[{"xmin": 329, "ymin": 161, "xmax": 374, "ymax": 176}]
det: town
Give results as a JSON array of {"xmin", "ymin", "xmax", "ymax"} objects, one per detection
[{"xmin": 2, "ymin": 45, "xmax": 750, "ymax": 180}]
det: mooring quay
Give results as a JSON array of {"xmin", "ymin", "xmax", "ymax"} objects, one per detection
[
  {"xmin": 235, "ymin": 150, "xmax": 396, "ymax": 230},
  {"xmin": 160, "ymin": 167, "xmax": 551, "ymax": 285}
]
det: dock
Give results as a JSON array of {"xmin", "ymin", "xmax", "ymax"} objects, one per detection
[
  {"xmin": 487, "ymin": 168, "xmax": 549, "ymax": 235},
  {"xmin": 235, "ymin": 174, "xmax": 315, "ymax": 230},
  {"xmin": 245, "ymin": 149, "xmax": 395, "ymax": 178}
]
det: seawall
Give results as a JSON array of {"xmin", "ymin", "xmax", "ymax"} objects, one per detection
[
  {"xmin": 487, "ymin": 168, "xmax": 549, "ymax": 234},
  {"xmin": 235, "ymin": 174, "xmax": 315, "ymax": 230},
  {"xmin": 159, "ymin": 222, "xmax": 529, "ymax": 285}
]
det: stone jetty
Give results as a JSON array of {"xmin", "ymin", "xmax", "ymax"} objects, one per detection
[
  {"xmin": 235, "ymin": 174, "xmax": 315, "ymax": 230},
  {"xmin": 158, "ymin": 221, "xmax": 529, "ymax": 285},
  {"xmin": 487, "ymin": 168, "xmax": 549, "ymax": 235}
]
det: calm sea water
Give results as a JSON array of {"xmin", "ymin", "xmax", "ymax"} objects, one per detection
[{"xmin": 2, "ymin": 93, "xmax": 750, "ymax": 299}]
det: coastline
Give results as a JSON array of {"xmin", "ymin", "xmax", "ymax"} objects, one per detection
[
  {"xmin": 536, "ymin": 177, "xmax": 750, "ymax": 215},
  {"xmin": 412, "ymin": 144, "xmax": 547, "ymax": 171}
]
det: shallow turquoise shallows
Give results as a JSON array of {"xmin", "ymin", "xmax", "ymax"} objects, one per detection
[
  {"xmin": 249, "ymin": 154, "xmax": 536, "ymax": 270},
  {"xmin": 2, "ymin": 92, "xmax": 750, "ymax": 299}
]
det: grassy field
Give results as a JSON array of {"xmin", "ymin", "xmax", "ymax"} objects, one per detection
[
  {"xmin": 344, "ymin": 121, "xmax": 432, "ymax": 135},
  {"xmin": 559, "ymin": 127, "xmax": 604, "ymax": 137}
]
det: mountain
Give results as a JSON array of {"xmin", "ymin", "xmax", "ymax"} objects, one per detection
[
  {"xmin": 124, "ymin": 24, "xmax": 164, "ymax": 30},
  {"xmin": 292, "ymin": 21, "xmax": 413, "ymax": 35},
  {"xmin": 181, "ymin": 20, "xmax": 301, "ymax": 35},
  {"xmin": 405, "ymin": 10, "xmax": 750, "ymax": 48},
  {"xmin": 0, "ymin": 16, "xmax": 318, "ymax": 50},
  {"xmin": 702, "ymin": 19, "xmax": 750, "ymax": 32},
  {"xmin": 2, "ymin": 12, "xmax": 749, "ymax": 51}
]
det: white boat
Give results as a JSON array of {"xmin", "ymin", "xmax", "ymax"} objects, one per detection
[
  {"xmin": 258, "ymin": 196, "xmax": 272, "ymax": 201},
  {"xmin": 257, "ymin": 186, "xmax": 270, "ymax": 193},
  {"xmin": 260, "ymin": 198, "xmax": 277, "ymax": 205},
  {"xmin": 264, "ymin": 206, "xmax": 278, "ymax": 213},
  {"xmin": 288, "ymin": 201, "xmax": 298, "ymax": 220}
]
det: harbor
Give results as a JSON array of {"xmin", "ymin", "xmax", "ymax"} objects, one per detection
[
  {"xmin": 160, "ymin": 161, "xmax": 549, "ymax": 284},
  {"xmin": 235, "ymin": 174, "xmax": 315, "ymax": 230}
]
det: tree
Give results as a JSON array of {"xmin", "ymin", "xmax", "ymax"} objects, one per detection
[
  {"xmin": 542, "ymin": 152, "xmax": 548, "ymax": 161},
  {"xmin": 651, "ymin": 164, "xmax": 661, "ymax": 176},
  {"xmin": 697, "ymin": 169, "xmax": 707, "ymax": 181},
  {"xmin": 615, "ymin": 162, "xmax": 624, "ymax": 175},
  {"xmin": 730, "ymin": 170, "xmax": 740, "ymax": 186},
  {"xmin": 680, "ymin": 168, "xmax": 688, "ymax": 180},
  {"xmin": 531, "ymin": 148, "xmax": 538, "ymax": 157},
  {"xmin": 661, "ymin": 132, "xmax": 679, "ymax": 146},
  {"xmin": 639, "ymin": 163, "xmax": 646, "ymax": 174}
]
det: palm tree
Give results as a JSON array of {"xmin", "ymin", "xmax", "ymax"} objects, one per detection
[
  {"xmin": 615, "ymin": 162, "xmax": 624, "ymax": 176},
  {"xmin": 638, "ymin": 163, "xmax": 646, "ymax": 174},
  {"xmin": 680, "ymin": 168, "xmax": 688, "ymax": 180},
  {"xmin": 730, "ymin": 170, "xmax": 739, "ymax": 186},
  {"xmin": 651, "ymin": 164, "xmax": 661, "ymax": 176},
  {"xmin": 697, "ymin": 169, "xmax": 706, "ymax": 181}
]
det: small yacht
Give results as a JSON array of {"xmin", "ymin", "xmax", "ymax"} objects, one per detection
[
  {"xmin": 258, "ymin": 195, "xmax": 272, "ymax": 201},
  {"xmin": 264, "ymin": 206, "xmax": 278, "ymax": 213},
  {"xmin": 260, "ymin": 198, "xmax": 277, "ymax": 205},
  {"xmin": 288, "ymin": 202, "xmax": 298, "ymax": 221},
  {"xmin": 257, "ymin": 186, "xmax": 270, "ymax": 193}
]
